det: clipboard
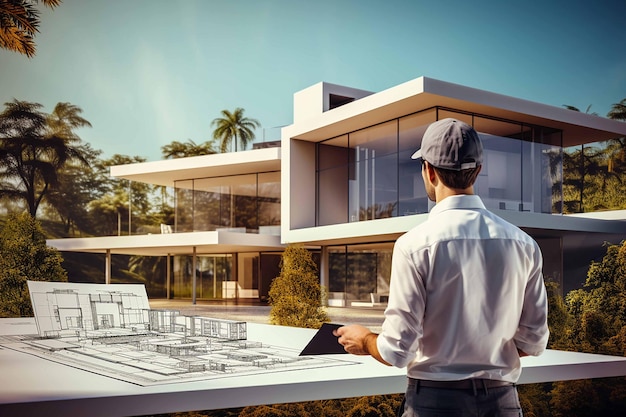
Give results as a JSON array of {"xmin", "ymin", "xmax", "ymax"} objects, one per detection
[{"xmin": 299, "ymin": 323, "xmax": 347, "ymax": 356}]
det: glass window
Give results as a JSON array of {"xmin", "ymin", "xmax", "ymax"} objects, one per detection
[
  {"xmin": 231, "ymin": 174, "xmax": 257, "ymax": 231},
  {"xmin": 328, "ymin": 243, "xmax": 394, "ymax": 305},
  {"xmin": 348, "ymin": 122, "xmax": 398, "ymax": 221},
  {"xmin": 173, "ymin": 254, "xmax": 231, "ymax": 300},
  {"xmin": 524, "ymin": 127, "xmax": 563, "ymax": 214},
  {"xmin": 328, "ymin": 246, "xmax": 347, "ymax": 294},
  {"xmin": 474, "ymin": 117, "xmax": 523, "ymax": 211},
  {"xmin": 315, "ymin": 108, "xmax": 563, "ymax": 223},
  {"xmin": 476, "ymin": 132, "xmax": 523, "ymax": 211},
  {"xmin": 175, "ymin": 172, "xmax": 280, "ymax": 232},
  {"xmin": 437, "ymin": 109, "xmax": 473, "ymax": 126},
  {"xmin": 398, "ymin": 110, "xmax": 436, "ymax": 215},
  {"xmin": 318, "ymin": 137, "xmax": 349, "ymax": 225},
  {"xmin": 349, "ymin": 121, "xmax": 397, "ymax": 159},
  {"xmin": 193, "ymin": 177, "xmax": 223, "ymax": 231},
  {"xmin": 258, "ymin": 172, "xmax": 281, "ymax": 229},
  {"xmin": 175, "ymin": 180, "xmax": 193, "ymax": 232}
]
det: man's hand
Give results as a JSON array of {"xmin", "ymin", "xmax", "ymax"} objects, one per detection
[
  {"xmin": 334, "ymin": 325, "xmax": 391, "ymax": 366},
  {"xmin": 333, "ymin": 324, "xmax": 375, "ymax": 355}
]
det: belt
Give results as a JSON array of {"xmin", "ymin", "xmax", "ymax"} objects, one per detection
[{"xmin": 409, "ymin": 378, "xmax": 514, "ymax": 390}]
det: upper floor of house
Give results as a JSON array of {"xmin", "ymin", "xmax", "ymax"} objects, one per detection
[
  {"xmin": 281, "ymin": 77, "xmax": 626, "ymax": 245},
  {"xmin": 107, "ymin": 76, "xmax": 626, "ymax": 245}
]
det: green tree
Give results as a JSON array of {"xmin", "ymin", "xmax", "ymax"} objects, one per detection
[
  {"xmin": 211, "ymin": 108, "xmax": 261, "ymax": 153},
  {"xmin": 87, "ymin": 154, "xmax": 151, "ymax": 235},
  {"xmin": 517, "ymin": 383, "xmax": 552, "ymax": 417},
  {"xmin": 238, "ymin": 403, "xmax": 311, "ymax": 417},
  {"xmin": 0, "ymin": 99, "xmax": 89, "ymax": 218},
  {"xmin": 0, "ymin": 212, "xmax": 67, "ymax": 317},
  {"xmin": 346, "ymin": 395, "xmax": 402, "ymax": 417},
  {"xmin": 543, "ymin": 240, "xmax": 626, "ymax": 416},
  {"xmin": 545, "ymin": 280, "xmax": 574, "ymax": 350},
  {"xmin": 607, "ymin": 98, "xmax": 626, "ymax": 121},
  {"xmin": 161, "ymin": 139, "xmax": 217, "ymax": 159},
  {"xmin": 127, "ymin": 254, "xmax": 167, "ymax": 296},
  {"xmin": 606, "ymin": 99, "xmax": 626, "ymax": 178},
  {"xmin": 0, "ymin": 0, "xmax": 60, "ymax": 57},
  {"xmin": 44, "ymin": 142, "xmax": 106, "ymax": 236},
  {"xmin": 238, "ymin": 396, "xmax": 402, "ymax": 417},
  {"xmin": 268, "ymin": 244, "xmax": 329, "ymax": 329},
  {"xmin": 561, "ymin": 101, "xmax": 626, "ymax": 213}
]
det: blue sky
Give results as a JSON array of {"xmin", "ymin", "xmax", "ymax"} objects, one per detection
[{"xmin": 1, "ymin": 0, "xmax": 625, "ymax": 161}]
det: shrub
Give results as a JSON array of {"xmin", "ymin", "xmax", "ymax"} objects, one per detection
[
  {"xmin": 0, "ymin": 212, "xmax": 67, "ymax": 317},
  {"xmin": 268, "ymin": 244, "xmax": 329, "ymax": 328}
]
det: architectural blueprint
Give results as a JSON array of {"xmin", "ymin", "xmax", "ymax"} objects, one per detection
[{"xmin": 0, "ymin": 281, "xmax": 354, "ymax": 386}]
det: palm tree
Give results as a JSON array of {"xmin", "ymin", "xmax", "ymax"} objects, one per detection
[
  {"xmin": 0, "ymin": 0, "xmax": 61, "ymax": 58},
  {"xmin": 606, "ymin": 98, "xmax": 626, "ymax": 176},
  {"xmin": 562, "ymin": 104, "xmax": 598, "ymax": 116},
  {"xmin": 161, "ymin": 139, "xmax": 217, "ymax": 159},
  {"xmin": 211, "ymin": 108, "xmax": 260, "ymax": 153},
  {"xmin": 561, "ymin": 103, "xmax": 626, "ymax": 211},
  {"xmin": 44, "ymin": 142, "xmax": 105, "ymax": 236},
  {"xmin": 0, "ymin": 99, "xmax": 88, "ymax": 217},
  {"xmin": 607, "ymin": 98, "xmax": 626, "ymax": 121},
  {"xmin": 47, "ymin": 102, "xmax": 92, "ymax": 138},
  {"xmin": 561, "ymin": 104, "xmax": 600, "ymax": 212}
]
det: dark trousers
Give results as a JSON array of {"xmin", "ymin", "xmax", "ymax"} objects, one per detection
[{"xmin": 398, "ymin": 378, "xmax": 523, "ymax": 417}]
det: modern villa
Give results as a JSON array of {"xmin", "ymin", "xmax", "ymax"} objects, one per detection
[{"xmin": 48, "ymin": 76, "xmax": 626, "ymax": 306}]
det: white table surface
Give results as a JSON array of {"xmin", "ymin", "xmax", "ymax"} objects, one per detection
[{"xmin": 1, "ymin": 318, "xmax": 626, "ymax": 417}]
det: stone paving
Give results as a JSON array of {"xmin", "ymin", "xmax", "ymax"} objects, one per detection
[{"xmin": 148, "ymin": 298, "xmax": 386, "ymax": 333}]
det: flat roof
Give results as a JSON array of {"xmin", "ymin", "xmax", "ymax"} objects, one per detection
[
  {"xmin": 110, "ymin": 147, "xmax": 281, "ymax": 187},
  {"xmin": 48, "ymin": 231, "xmax": 284, "ymax": 256},
  {"xmin": 283, "ymin": 77, "xmax": 626, "ymax": 148}
]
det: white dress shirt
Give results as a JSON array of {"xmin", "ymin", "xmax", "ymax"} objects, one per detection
[{"xmin": 376, "ymin": 194, "xmax": 549, "ymax": 382}]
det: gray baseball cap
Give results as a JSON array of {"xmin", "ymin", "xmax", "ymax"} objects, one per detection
[{"xmin": 411, "ymin": 118, "xmax": 483, "ymax": 170}]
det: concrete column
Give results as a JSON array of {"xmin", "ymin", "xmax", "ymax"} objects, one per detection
[
  {"xmin": 320, "ymin": 246, "xmax": 329, "ymax": 306},
  {"xmin": 105, "ymin": 249, "xmax": 111, "ymax": 284},
  {"xmin": 166, "ymin": 254, "xmax": 171, "ymax": 299},
  {"xmin": 192, "ymin": 247, "xmax": 197, "ymax": 305},
  {"xmin": 232, "ymin": 253, "xmax": 238, "ymax": 301}
]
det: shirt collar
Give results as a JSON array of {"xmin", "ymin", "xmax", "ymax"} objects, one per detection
[{"xmin": 428, "ymin": 194, "xmax": 486, "ymax": 218}]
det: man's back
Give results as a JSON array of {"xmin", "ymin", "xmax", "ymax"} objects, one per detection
[
  {"xmin": 379, "ymin": 194, "xmax": 549, "ymax": 381},
  {"xmin": 335, "ymin": 118, "xmax": 549, "ymax": 417}
]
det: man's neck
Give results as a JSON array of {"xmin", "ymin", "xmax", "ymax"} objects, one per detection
[{"xmin": 435, "ymin": 186, "xmax": 474, "ymax": 203}]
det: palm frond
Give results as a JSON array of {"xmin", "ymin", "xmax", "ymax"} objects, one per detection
[{"xmin": 0, "ymin": 0, "xmax": 61, "ymax": 57}]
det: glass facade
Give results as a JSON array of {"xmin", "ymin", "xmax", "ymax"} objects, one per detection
[
  {"xmin": 172, "ymin": 254, "xmax": 232, "ymax": 299},
  {"xmin": 316, "ymin": 108, "xmax": 564, "ymax": 304},
  {"xmin": 328, "ymin": 243, "xmax": 393, "ymax": 306},
  {"xmin": 316, "ymin": 108, "xmax": 563, "ymax": 226},
  {"xmin": 174, "ymin": 171, "xmax": 280, "ymax": 233},
  {"xmin": 164, "ymin": 171, "xmax": 282, "ymax": 301},
  {"xmin": 170, "ymin": 251, "xmax": 283, "ymax": 301}
]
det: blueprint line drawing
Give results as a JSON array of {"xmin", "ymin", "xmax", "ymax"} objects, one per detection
[{"xmin": 0, "ymin": 281, "xmax": 355, "ymax": 386}]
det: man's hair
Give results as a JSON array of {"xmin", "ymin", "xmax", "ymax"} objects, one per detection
[{"xmin": 432, "ymin": 165, "xmax": 481, "ymax": 189}]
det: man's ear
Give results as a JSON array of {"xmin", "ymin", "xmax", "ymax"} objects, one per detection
[{"xmin": 425, "ymin": 162, "xmax": 437, "ymax": 184}]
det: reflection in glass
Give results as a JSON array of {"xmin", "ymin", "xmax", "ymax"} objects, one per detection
[
  {"xmin": 175, "ymin": 180, "xmax": 194, "ymax": 232},
  {"xmin": 172, "ymin": 254, "xmax": 232, "ymax": 300},
  {"xmin": 328, "ymin": 244, "xmax": 393, "ymax": 305},
  {"xmin": 315, "ymin": 108, "xmax": 564, "ymax": 226},
  {"xmin": 174, "ymin": 172, "xmax": 281, "ymax": 233}
]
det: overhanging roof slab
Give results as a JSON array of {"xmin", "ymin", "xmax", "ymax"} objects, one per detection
[
  {"xmin": 109, "ymin": 147, "xmax": 281, "ymax": 187},
  {"xmin": 48, "ymin": 231, "xmax": 284, "ymax": 256},
  {"xmin": 283, "ymin": 212, "xmax": 626, "ymax": 247},
  {"xmin": 284, "ymin": 77, "xmax": 626, "ymax": 148}
]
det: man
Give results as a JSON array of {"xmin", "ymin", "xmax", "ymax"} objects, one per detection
[{"xmin": 334, "ymin": 118, "xmax": 549, "ymax": 417}]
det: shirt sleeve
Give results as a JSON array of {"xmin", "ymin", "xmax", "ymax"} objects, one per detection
[
  {"xmin": 514, "ymin": 242, "xmax": 550, "ymax": 356},
  {"xmin": 376, "ymin": 240, "xmax": 426, "ymax": 368}
]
